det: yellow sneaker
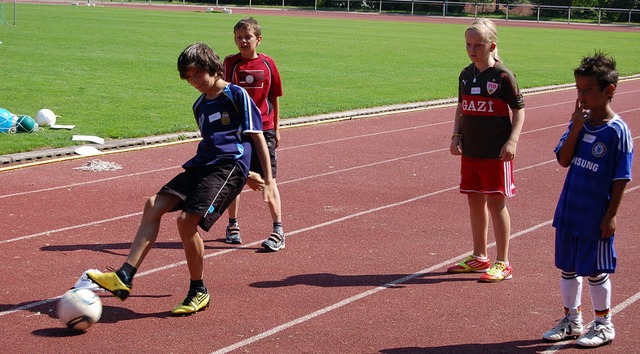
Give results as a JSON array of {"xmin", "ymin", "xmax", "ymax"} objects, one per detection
[
  {"xmin": 447, "ymin": 255, "xmax": 491, "ymax": 273},
  {"xmin": 86, "ymin": 270, "xmax": 132, "ymax": 301},
  {"xmin": 171, "ymin": 289, "xmax": 210, "ymax": 316},
  {"xmin": 478, "ymin": 261, "xmax": 513, "ymax": 282}
]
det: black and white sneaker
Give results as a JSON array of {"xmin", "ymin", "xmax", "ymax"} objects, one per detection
[
  {"xmin": 261, "ymin": 232, "xmax": 285, "ymax": 252},
  {"xmin": 225, "ymin": 225, "xmax": 242, "ymax": 244},
  {"xmin": 542, "ymin": 316, "xmax": 584, "ymax": 341},
  {"xmin": 576, "ymin": 322, "xmax": 615, "ymax": 347}
]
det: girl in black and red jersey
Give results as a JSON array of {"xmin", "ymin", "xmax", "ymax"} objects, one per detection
[{"xmin": 447, "ymin": 18, "xmax": 525, "ymax": 282}]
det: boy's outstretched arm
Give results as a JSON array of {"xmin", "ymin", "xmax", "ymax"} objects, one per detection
[
  {"xmin": 601, "ymin": 179, "xmax": 629, "ymax": 238},
  {"xmin": 249, "ymin": 132, "xmax": 276, "ymax": 203}
]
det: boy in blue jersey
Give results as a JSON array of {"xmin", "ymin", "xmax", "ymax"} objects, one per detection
[
  {"xmin": 543, "ymin": 52, "xmax": 633, "ymax": 347},
  {"xmin": 87, "ymin": 43, "xmax": 275, "ymax": 316}
]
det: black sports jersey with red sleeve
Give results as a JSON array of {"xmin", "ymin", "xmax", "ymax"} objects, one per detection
[{"xmin": 458, "ymin": 62, "xmax": 524, "ymax": 159}]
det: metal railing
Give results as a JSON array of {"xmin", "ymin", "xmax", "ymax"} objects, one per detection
[{"xmin": 21, "ymin": 0, "xmax": 640, "ymax": 26}]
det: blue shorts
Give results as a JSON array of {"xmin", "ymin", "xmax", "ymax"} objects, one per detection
[{"xmin": 554, "ymin": 230, "xmax": 616, "ymax": 276}]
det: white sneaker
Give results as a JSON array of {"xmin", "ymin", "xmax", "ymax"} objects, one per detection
[
  {"xmin": 576, "ymin": 322, "xmax": 615, "ymax": 347},
  {"xmin": 542, "ymin": 316, "xmax": 584, "ymax": 341},
  {"xmin": 73, "ymin": 269, "xmax": 105, "ymax": 292}
]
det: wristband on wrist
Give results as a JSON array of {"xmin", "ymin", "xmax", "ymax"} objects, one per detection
[{"xmin": 451, "ymin": 133, "xmax": 462, "ymax": 140}]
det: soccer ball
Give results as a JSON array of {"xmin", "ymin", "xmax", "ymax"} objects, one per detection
[
  {"xmin": 15, "ymin": 115, "xmax": 38, "ymax": 133},
  {"xmin": 57, "ymin": 288, "xmax": 102, "ymax": 331},
  {"xmin": 36, "ymin": 109, "xmax": 57, "ymax": 127}
]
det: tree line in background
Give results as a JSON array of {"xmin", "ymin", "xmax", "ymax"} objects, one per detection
[{"xmin": 498, "ymin": 0, "xmax": 638, "ymax": 21}]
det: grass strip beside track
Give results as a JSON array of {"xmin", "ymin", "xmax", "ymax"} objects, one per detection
[{"xmin": 1, "ymin": 4, "xmax": 639, "ymax": 155}]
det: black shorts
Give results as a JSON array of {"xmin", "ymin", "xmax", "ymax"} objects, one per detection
[
  {"xmin": 159, "ymin": 162, "xmax": 247, "ymax": 231},
  {"xmin": 250, "ymin": 129, "xmax": 278, "ymax": 179}
]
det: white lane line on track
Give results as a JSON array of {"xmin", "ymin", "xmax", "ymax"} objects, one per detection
[
  {"xmin": 0, "ymin": 148, "xmax": 449, "ymax": 245},
  {"xmin": 0, "ymin": 182, "xmax": 458, "ymax": 316},
  {"xmin": 0, "ymin": 122, "xmax": 443, "ymax": 200},
  {"xmin": 2, "ymin": 104, "xmax": 637, "ymax": 200},
  {"xmin": 279, "ymin": 94, "xmax": 640, "ymax": 152},
  {"xmin": 0, "ymin": 147, "xmax": 558, "ymax": 246},
  {"xmin": 0, "ymin": 204, "xmax": 548, "ymax": 319},
  {"xmin": 0, "ymin": 166, "xmax": 179, "ymax": 200},
  {"xmin": 208, "ymin": 182, "xmax": 640, "ymax": 353},
  {"xmin": 4, "ymin": 175, "xmax": 637, "ymax": 330},
  {"xmin": 209, "ymin": 220, "xmax": 555, "ymax": 354},
  {"xmin": 3, "ymin": 134, "xmax": 638, "ymax": 244},
  {"xmin": 279, "ymin": 121, "xmax": 451, "ymax": 151},
  {"xmin": 2, "ymin": 89, "xmax": 638, "ymax": 324},
  {"xmin": 0, "ymin": 213, "xmax": 143, "ymax": 245}
]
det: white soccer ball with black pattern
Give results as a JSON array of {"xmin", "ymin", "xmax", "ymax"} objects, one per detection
[
  {"xmin": 57, "ymin": 288, "xmax": 102, "ymax": 331},
  {"xmin": 36, "ymin": 108, "xmax": 57, "ymax": 127}
]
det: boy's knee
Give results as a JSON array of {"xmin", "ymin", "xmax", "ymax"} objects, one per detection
[
  {"xmin": 142, "ymin": 195, "xmax": 164, "ymax": 218},
  {"xmin": 145, "ymin": 193, "xmax": 178, "ymax": 215},
  {"xmin": 588, "ymin": 273, "xmax": 609, "ymax": 285},
  {"xmin": 176, "ymin": 212, "xmax": 200, "ymax": 232}
]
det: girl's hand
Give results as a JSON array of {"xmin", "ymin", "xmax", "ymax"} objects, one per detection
[
  {"xmin": 500, "ymin": 140, "xmax": 517, "ymax": 161},
  {"xmin": 450, "ymin": 136, "xmax": 462, "ymax": 155}
]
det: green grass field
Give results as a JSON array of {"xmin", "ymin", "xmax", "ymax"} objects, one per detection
[{"xmin": 0, "ymin": 4, "xmax": 639, "ymax": 155}]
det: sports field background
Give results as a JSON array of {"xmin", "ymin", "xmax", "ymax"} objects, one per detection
[{"xmin": 0, "ymin": 3, "xmax": 639, "ymax": 155}]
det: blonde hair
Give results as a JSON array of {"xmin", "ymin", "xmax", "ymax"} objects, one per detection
[{"xmin": 466, "ymin": 18, "xmax": 500, "ymax": 62}]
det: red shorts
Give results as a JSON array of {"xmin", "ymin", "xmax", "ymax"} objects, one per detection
[{"xmin": 460, "ymin": 156, "xmax": 515, "ymax": 197}]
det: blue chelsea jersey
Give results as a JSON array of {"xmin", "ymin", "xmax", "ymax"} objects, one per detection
[
  {"xmin": 553, "ymin": 115, "xmax": 633, "ymax": 239},
  {"xmin": 182, "ymin": 84, "xmax": 263, "ymax": 176}
]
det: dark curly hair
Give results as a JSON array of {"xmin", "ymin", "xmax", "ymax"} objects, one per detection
[{"xmin": 574, "ymin": 51, "xmax": 618, "ymax": 92}]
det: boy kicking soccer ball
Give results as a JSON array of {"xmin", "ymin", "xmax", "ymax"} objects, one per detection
[{"xmin": 87, "ymin": 42, "xmax": 275, "ymax": 316}]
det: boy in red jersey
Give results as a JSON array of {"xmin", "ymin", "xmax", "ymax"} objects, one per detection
[
  {"xmin": 223, "ymin": 17, "xmax": 285, "ymax": 251},
  {"xmin": 447, "ymin": 19, "xmax": 525, "ymax": 282}
]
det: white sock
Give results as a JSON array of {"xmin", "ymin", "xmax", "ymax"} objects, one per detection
[
  {"xmin": 560, "ymin": 272, "xmax": 582, "ymax": 322},
  {"xmin": 589, "ymin": 274, "xmax": 612, "ymax": 326}
]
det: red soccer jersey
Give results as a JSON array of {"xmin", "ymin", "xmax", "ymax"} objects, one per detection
[
  {"xmin": 457, "ymin": 62, "xmax": 524, "ymax": 159},
  {"xmin": 223, "ymin": 53, "xmax": 283, "ymax": 130}
]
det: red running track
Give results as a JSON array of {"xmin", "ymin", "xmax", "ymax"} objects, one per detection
[{"xmin": 1, "ymin": 79, "xmax": 639, "ymax": 353}]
